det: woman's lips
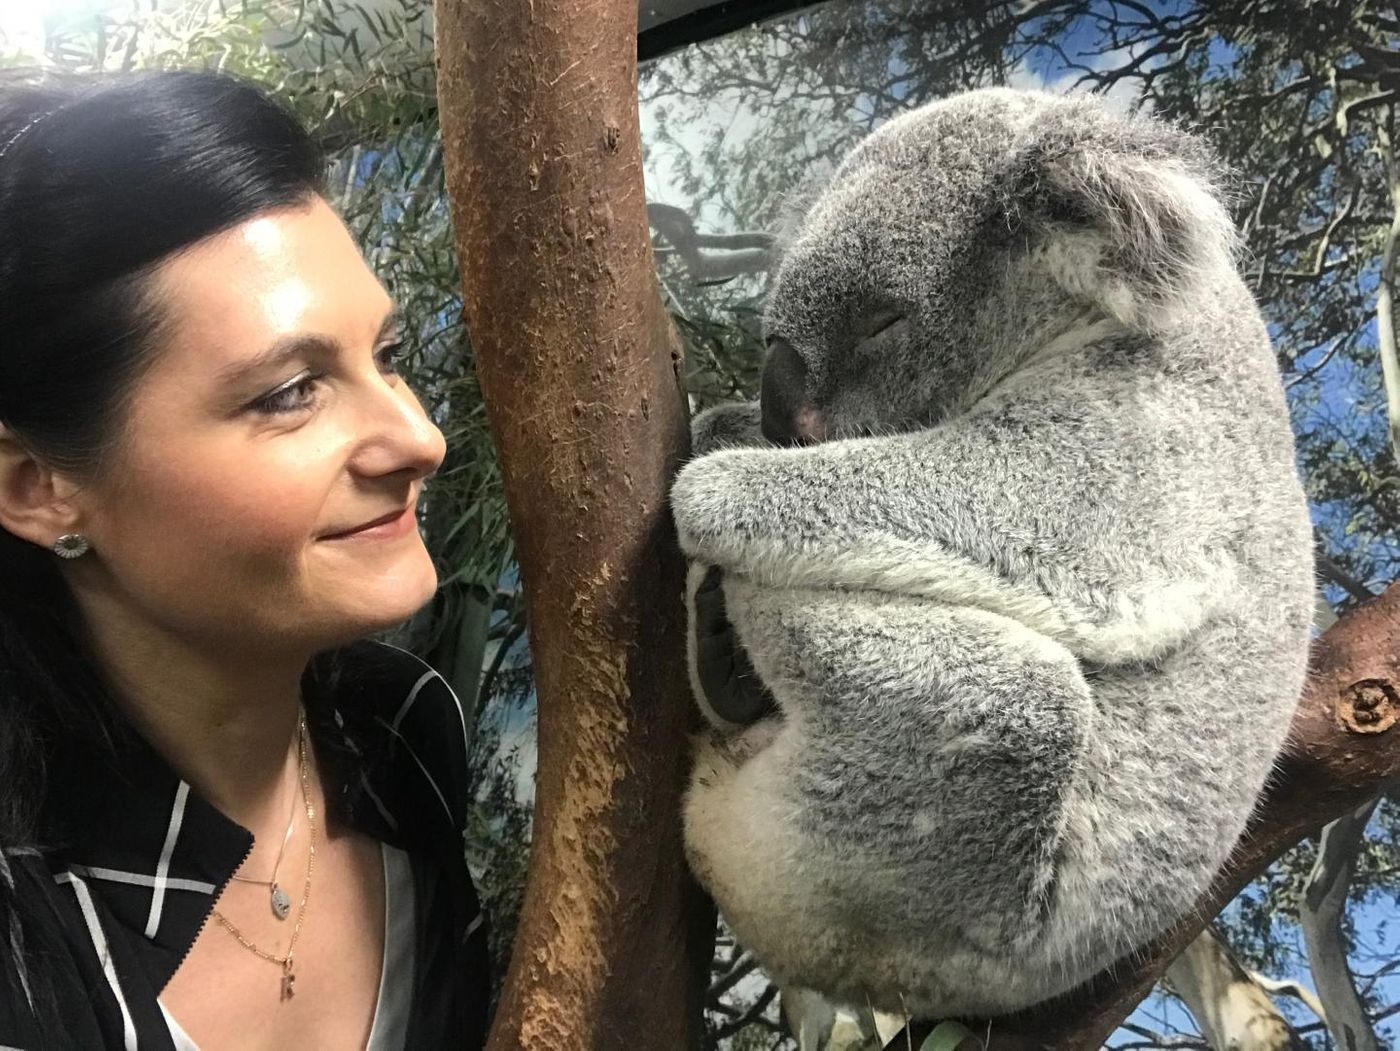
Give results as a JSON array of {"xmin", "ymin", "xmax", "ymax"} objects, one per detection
[{"xmin": 320, "ymin": 505, "xmax": 416, "ymax": 541}]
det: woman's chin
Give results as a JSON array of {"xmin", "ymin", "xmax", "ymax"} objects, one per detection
[{"xmin": 317, "ymin": 553, "xmax": 440, "ymax": 642}]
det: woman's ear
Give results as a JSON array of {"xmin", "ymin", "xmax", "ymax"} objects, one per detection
[
  {"xmin": 0, "ymin": 424, "xmax": 84, "ymax": 551},
  {"xmin": 1029, "ymin": 119, "xmax": 1240, "ymax": 333}
]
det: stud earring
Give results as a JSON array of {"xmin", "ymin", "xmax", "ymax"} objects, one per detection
[{"xmin": 52, "ymin": 533, "xmax": 90, "ymax": 559}]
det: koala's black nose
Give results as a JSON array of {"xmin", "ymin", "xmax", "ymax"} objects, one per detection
[{"xmin": 760, "ymin": 337, "xmax": 827, "ymax": 446}]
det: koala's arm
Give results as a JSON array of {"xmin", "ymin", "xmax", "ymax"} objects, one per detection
[{"xmin": 672, "ymin": 355, "xmax": 1246, "ymax": 664}]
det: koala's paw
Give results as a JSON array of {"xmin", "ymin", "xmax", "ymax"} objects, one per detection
[
  {"xmin": 692, "ymin": 566, "xmax": 780, "ymax": 726},
  {"xmin": 691, "ymin": 401, "xmax": 768, "ymax": 456},
  {"xmin": 672, "ymin": 445, "xmax": 806, "ymax": 579}
]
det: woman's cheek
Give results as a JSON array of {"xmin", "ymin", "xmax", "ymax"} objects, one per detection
[{"xmin": 152, "ymin": 451, "xmax": 329, "ymax": 559}]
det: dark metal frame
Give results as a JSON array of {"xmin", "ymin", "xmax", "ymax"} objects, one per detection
[{"xmin": 638, "ymin": 0, "xmax": 821, "ymax": 61}]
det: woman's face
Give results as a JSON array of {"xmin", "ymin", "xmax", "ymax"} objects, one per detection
[{"xmin": 65, "ymin": 196, "xmax": 447, "ymax": 656}]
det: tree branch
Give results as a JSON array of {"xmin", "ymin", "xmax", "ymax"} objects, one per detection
[
  {"xmin": 709, "ymin": 984, "xmax": 781, "ymax": 1044},
  {"xmin": 1164, "ymin": 927, "xmax": 1302, "ymax": 1049},
  {"xmin": 709, "ymin": 950, "xmax": 758, "ymax": 1002},
  {"xmin": 887, "ymin": 581, "xmax": 1400, "ymax": 1050},
  {"xmin": 648, "ymin": 202, "xmax": 774, "ymax": 283},
  {"xmin": 1374, "ymin": 115, "xmax": 1400, "ymax": 469},
  {"xmin": 1299, "ymin": 797, "xmax": 1383, "ymax": 1051},
  {"xmin": 1314, "ymin": 544, "xmax": 1377, "ymax": 606},
  {"xmin": 1248, "ymin": 972, "xmax": 1328, "ymax": 1026},
  {"xmin": 1111, "ymin": 1021, "xmax": 1208, "ymax": 1049}
]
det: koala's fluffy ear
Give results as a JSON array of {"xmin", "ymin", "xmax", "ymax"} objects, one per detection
[
  {"xmin": 764, "ymin": 168, "xmax": 837, "ymax": 282},
  {"xmin": 1030, "ymin": 119, "xmax": 1240, "ymax": 333}
]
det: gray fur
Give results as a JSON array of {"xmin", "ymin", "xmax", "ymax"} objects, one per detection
[{"xmin": 671, "ymin": 88, "xmax": 1314, "ymax": 1016}]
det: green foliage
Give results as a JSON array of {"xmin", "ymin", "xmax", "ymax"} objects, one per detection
[{"xmin": 463, "ymin": 599, "xmax": 534, "ymax": 1005}]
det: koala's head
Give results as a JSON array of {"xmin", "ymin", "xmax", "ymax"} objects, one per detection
[{"xmin": 760, "ymin": 87, "xmax": 1237, "ymax": 445}]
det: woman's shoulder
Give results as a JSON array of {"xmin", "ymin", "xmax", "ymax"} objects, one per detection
[
  {"xmin": 326, "ymin": 638, "xmax": 469, "ymax": 729},
  {"xmin": 0, "ymin": 846, "xmax": 112, "ymax": 1049},
  {"xmin": 312, "ymin": 640, "xmax": 475, "ymax": 846}
]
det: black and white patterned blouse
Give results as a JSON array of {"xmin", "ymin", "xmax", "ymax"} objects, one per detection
[{"xmin": 0, "ymin": 640, "xmax": 491, "ymax": 1050}]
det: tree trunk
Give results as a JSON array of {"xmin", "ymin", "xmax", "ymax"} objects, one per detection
[
  {"xmin": 1165, "ymin": 928, "xmax": 1302, "ymax": 1050},
  {"xmin": 1374, "ymin": 117, "xmax": 1400, "ymax": 468},
  {"xmin": 1299, "ymin": 798, "xmax": 1383, "ymax": 1051},
  {"xmin": 433, "ymin": 1, "xmax": 713, "ymax": 1047}
]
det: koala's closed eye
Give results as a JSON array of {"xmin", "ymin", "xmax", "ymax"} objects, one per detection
[{"xmin": 860, "ymin": 305, "xmax": 906, "ymax": 339}]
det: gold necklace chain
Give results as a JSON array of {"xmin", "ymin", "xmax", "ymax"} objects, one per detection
[
  {"xmin": 227, "ymin": 770, "xmax": 298, "ymax": 888},
  {"xmin": 212, "ymin": 711, "xmax": 316, "ymax": 1000},
  {"xmin": 227, "ymin": 752, "xmax": 301, "ymax": 921}
]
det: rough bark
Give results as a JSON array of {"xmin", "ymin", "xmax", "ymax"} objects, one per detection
[
  {"xmin": 433, "ymin": 0, "xmax": 713, "ymax": 1047},
  {"xmin": 890, "ymin": 581, "xmax": 1400, "ymax": 1051},
  {"xmin": 1165, "ymin": 928, "xmax": 1302, "ymax": 1050},
  {"xmin": 1299, "ymin": 798, "xmax": 1383, "ymax": 1051}
]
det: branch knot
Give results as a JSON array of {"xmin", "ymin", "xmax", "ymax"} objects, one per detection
[{"xmin": 1337, "ymin": 678, "xmax": 1398, "ymax": 734}]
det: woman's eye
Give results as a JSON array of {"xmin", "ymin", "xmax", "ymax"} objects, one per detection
[
  {"xmin": 376, "ymin": 339, "xmax": 406, "ymax": 373},
  {"xmin": 247, "ymin": 342, "xmax": 402, "ymax": 416},
  {"xmin": 252, "ymin": 373, "xmax": 322, "ymax": 415}
]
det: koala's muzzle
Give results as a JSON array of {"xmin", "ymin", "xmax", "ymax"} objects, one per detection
[{"xmin": 761, "ymin": 337, "xmax": 828, "ymax": 446}]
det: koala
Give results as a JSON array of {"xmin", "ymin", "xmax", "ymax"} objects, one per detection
[{"xmin": 670, "ymin": 87, "xmax": 1314, "ymax": 1019}]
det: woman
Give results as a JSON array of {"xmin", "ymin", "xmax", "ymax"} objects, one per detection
[{"xmin": 0, "ymin": 68, "xmax": 490, "ymax": 1049}]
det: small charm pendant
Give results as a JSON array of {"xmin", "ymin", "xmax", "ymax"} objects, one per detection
[
  {"xmin": 281, "ymin": 966, "xmax": 296, "ymax": 1001},
  {"xmin": 270, "ymin": 884, "xmax": 291, "ymax": 920}
]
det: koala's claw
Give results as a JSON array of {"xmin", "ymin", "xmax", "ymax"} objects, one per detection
[{"xmin": 693, "ymin": 566, "xmax": 780, "ymax": 726}]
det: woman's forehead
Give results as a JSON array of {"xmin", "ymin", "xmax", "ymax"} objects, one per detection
[{"xmin": 149, "ymin": 198, "xmax": 391, "ymax": 369}]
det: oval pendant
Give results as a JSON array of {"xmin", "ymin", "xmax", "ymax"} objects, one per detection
[{"xmin": 271, "ymin": 884, "xmax": 292, "ymax": 920}]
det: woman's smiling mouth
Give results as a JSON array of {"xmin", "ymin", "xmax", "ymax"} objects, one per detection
[{"xmin": 319, "ymin": 504, "xmax": 415, "ymax": 541}]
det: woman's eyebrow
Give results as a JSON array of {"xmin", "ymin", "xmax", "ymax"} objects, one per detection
[
  {"xmin": 219, "ymin": 333, "xmax": 337, "ymax": 385},
  {"xmin": 219, "ymin": 307, "xmax": 404, "ymax": 385}
]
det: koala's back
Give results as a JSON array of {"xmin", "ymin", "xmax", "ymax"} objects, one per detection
[
  {"xmin": 957, "ymin": 275, "xmax": 1312, "ymax": 663},
  {"xmin": 950, "ymin": 279, "xmax": 1315, "ymax": 1002}
]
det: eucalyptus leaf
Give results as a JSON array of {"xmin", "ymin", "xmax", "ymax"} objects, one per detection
[{"xmin": 917, "ymin": 1021, "xmax": 980, "ymax": 1051}]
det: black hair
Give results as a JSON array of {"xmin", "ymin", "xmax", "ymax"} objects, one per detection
[{"xmin": 0, "ymin": 67, "xmax": 326, "ymax": 1037}]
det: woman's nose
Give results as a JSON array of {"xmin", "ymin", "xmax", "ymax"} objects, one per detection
[{"xmin": 354, "ymin": 380, "xmax": 446, "ymax": 480}]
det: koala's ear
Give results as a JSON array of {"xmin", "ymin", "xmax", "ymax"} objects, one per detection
[
  {"xmin": 1030, "ymin": 127, "xmax": 1240, "ymax": 332},
  {"xmin": 766, "ymin": 169, "xmax": 836, "ymax": 279}
]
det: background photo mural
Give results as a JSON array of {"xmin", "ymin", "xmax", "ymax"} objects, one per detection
[{"xmin": 4, "ymin": 1, "xmax": 1396, "ymax": 1047}]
